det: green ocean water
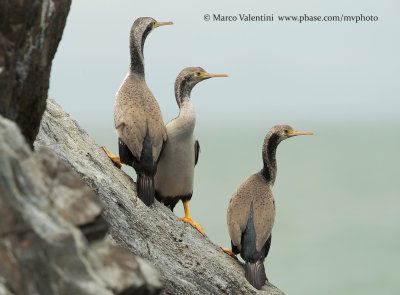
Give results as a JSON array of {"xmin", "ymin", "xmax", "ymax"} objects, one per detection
[{"xmin": 90, "ymin": 121, "xmax": 400, "ymax": 295}]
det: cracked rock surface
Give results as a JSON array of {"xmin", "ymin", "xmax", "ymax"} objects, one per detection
[
  {"xmin": 0, "ymin": 0, "xmax": 71, "ymax": 146},
  {"xmin": 0, "ymin": 115, "xmax": 163, "ymax": 295}
]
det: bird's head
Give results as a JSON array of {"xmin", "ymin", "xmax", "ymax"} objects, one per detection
[
  {"xmin": 261, "ymin": 125, "xmax": 313, "ymax": 183},
  {"xmin": 263, "ymin": 124, "xmax": 314, "ymax": 161},
  {"xmin": 175, "ymin": 67, "xmax": 228, "ymax": 105},
  {"xmin": 269, "ymin": 125, "xmax": 314, "ymax": 142},
  {"xmin": 130, "ymin": 17, "xmax": 173, "ymax": 48}
]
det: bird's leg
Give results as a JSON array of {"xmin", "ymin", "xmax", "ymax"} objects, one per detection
[
  {"xmin": 101, "ymin": 146, "xmax": 122, "ymax": 168},
  {"xmin": 220, "ymin": 247, "xmax": 238, "ymax": 260},
  {"xmin": 160, "ymin": 202, "xmax": 173, "ymax": 211},
  {"xmin": 180, "ymin": 201, "xmax": 205, "ymax": 236}
]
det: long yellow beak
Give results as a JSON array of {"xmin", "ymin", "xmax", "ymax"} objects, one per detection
[
  {"xmin": 203, "ymin": 73, "xmax": 229, "ymax": 78},
  {"xmin": 155, "ymin": 21, "xmax": 173, "ymax": 27},
  {"xmin": 289, "ymin": 131, "xmax": 314, "ymax": 137}
]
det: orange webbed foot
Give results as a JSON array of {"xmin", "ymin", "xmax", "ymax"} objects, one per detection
[
  {"xmin": 101, "ymin": 146, "xmax": 122, "ymax": 168},
  {"xmin": 180, "ymin": 217, "xmax": 205, "ymax": 236},
  {"xmin": 220, "ymin": 247, "xmax": 238, "ymax": 260}
]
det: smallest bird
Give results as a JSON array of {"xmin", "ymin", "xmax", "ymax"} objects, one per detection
[{"xmin": 222, "ymin": 125, "xmax": 313, "ymax": 290}]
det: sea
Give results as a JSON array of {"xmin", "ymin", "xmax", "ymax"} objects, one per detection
[{"xmin": 90, "ymin": 120, "xmax": 400, "ymax": 295}]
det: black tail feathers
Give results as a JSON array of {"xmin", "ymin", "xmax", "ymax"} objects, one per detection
[
  {"xmin": 244, "ymin": 261, "xmax": 266, "ymax": 290},
  {"xmin": 137, "ymin": 173, "xmax": 155, "ymax": 206}
]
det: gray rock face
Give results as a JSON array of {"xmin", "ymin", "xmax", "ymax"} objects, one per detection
[
  {"xmin": 0, "ymin": 0, "xmax": 71, "ymax": 146},
  {"xmin": 35, "ymin": 99, "xmax": 285, "ymax": 295},
  {"xmin": 0, "ymin": 115, "xmax": 163, "ymax": 295}
]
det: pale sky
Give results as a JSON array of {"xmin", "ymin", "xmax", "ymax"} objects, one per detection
[{"xmin": 49, "ymin": 0, "xmax": 400, "ymax": 131}]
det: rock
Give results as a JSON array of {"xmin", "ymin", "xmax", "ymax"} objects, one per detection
[
  {"xmin": 0, "ymin": 0, "xmax": 71, "ymax": 146},
  {"xmin": 35, "ymin": 99, "xmax": 285, "ymax": 295},
  {"xmin": 0, "ymin": 115, "xmax": 163, "ymax": 295}
]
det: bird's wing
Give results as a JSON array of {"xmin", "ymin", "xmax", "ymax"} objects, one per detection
[
  {"xmin": 114, "ymin": 108, "xmax": 144, "ymax": 160},
  {"xmin": 114, "ymin": 76, "xmax": 167, "ymax": 161},
  {"xmin": 227, "ymin": 173, "xmax": 275, "ymax": 252},
  {"xmin": 227, "ymin": 178, "xmax": 254, "ymax": 249},
  {"xmin": 252, "ymin": 174, "xmax": 275, "ymax": 252},
  {"xmin": 194, "ymin": 139, "xmax": 200, "ymax": 166}
]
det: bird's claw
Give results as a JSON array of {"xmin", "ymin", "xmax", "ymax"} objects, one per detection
[
  {"xmin": 180, "ymin": 217, "xmax": 205, "ymax": 236},
  {"xmin": 220, "ymin": 246, "xmax": 238, "ymax": 260},
  {"xmin": 101, "ymin": 146, "xmax": 122, "ymax": 168}
]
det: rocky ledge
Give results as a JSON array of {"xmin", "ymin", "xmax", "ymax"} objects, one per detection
[
  {"xmin": 0, "ymin": 114, "xmax": 162, "ymax": 295},
  {"xmin": 32, "ymin": 99, "xmax": 285, "ymax": 295}
]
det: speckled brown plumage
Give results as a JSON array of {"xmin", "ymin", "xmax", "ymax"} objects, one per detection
[
  {"xmin": 226, "ymin": 125, "xmax": 313, "ymax": 290},
  {"xmin": 114, "ymin": 74, "xmax": 166, "ymax": 162},
  {"xmin": 227, "ymin": 172, "xmax": 275, "ymax": 252},
  {"xmin": 113, "ymin": 17, "xmax": 171, "ymax": 206}
]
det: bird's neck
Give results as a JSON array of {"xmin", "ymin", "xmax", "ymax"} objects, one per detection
[
  {"xmin": 166, "ymin": 99, "xmax": 196, "ymax": 139},
  {"xmin": 177, "ymin": 99, "xmax": 196, "ymax": 127},
  {"xmin": 175, "ymin": 84, "xmax": 192, "ymax": 106},
  {"xmin": 172, "ymin": 80, "xmax": 196, "ymax": 135},
  {"xmin": 129, "ymin": 33, "xmax": 145, "ymax": 76},
  {"xmin": 261, "ymin": 133, "xmax": 280, "ymax": 185}
]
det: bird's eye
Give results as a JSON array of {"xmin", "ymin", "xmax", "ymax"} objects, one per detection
[
  {"xmin": 284, "ymin": 130, "xmax": 289, "ymax": 135},
  {"xmin": 196, "ymin": 72, "xmax": 201, "ymax": 77}
]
